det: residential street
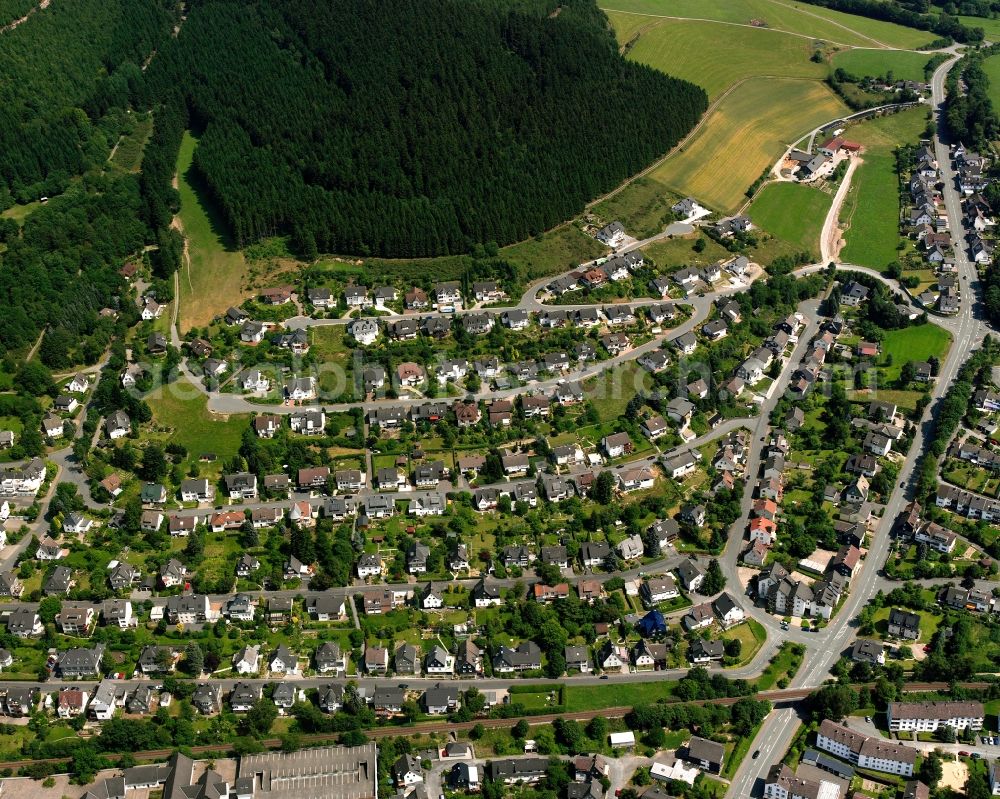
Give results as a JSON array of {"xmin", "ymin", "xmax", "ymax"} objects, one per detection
[
  {"xmin": 0, "ymin": 43, "xmax": 987, "ymax": 799},
  {"xmin": 725, "ymin": 48, "xmax": 989, "ymax": 798}
]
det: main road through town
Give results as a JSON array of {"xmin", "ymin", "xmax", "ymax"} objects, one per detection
[
  {"xmin": 15, "ymin": 46, "xmax": 987, "ymax": 792},
  {"xmin": 725, "ymin": 50, "xmax": 993, "ymax": 798}
]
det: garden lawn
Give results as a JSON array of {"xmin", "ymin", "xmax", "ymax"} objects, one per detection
[
  {"xmin": 748, "ymin": 182, "xmax": 830, "ymax": 255},
  {"xmin": 878, "ymin": 324, "xmax": 951, "ymax": 382},
  {"xmin": 176, "ymin": 131, "xmax": 252, "ymax": 331},
  {"xmin": 831, "ymin": 49, "xmax": 935, "ymax": 84},
  {"xmin": 723, "ymin": 619, "xmax": 767, "ymax": 666},
  {"xmin": 564, "ymin": 680, "xmax": 676, "ymax": 712},
  {"xmin": 872, "ymin": 605, "xmax": 941, "ymax": 643},
  {"xmin": 146, "ymin": 378, "xmax": 249, "ymax": 465},
  {"xmin": 603, "ymin": 0, "xmax": 937, "ymax": 49},
  {"xmin": 838, "ymin": 107, "xmax": 929, "ymax": 272}
]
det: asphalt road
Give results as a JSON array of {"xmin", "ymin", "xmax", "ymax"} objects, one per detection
[
  {"xmin": 726, "ymin": 49, "xmax": 989, "ymax": 798},
  {"xmin": 4, "ymin": 46, "xmax": 985, "ymax": 790}
]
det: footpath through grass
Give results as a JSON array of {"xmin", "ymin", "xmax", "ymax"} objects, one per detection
[
  {"xmin": 176, "ymin": 131, "xmax": 252, "ymax": 331},
  {"xmin": 109, "ymin": 112, "xmax": 154, "ymax": 173}
]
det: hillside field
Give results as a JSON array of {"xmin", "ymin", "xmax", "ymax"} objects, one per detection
[
  {"xmin": 601, "ymin": 0, "xmax": 939, "ymax": 49},
  {"xmin": 500, "ymin": 224, "xmax": 606, "ymax": 281},
  {"xmin": 612, "ymin": 14, "xmax": 826, "ymax": 99},
  {"xmin": 830, "ymin": 49, "xmax": 935, "ymax": 83},
  {"xmin": 748, "ymin": 182, "xmax": 831, "ymax": 255},
  {"xmin": 175, "ymin": 131, "xmax": 252, "ymax": 331},
  {"xmin": 617, "ymin": 77, "xmax": 846, "ymax": 216},
  {"xmin": 603, "ymin": 10, "xmax": 850, "ymax": 219},
  {"xmin": 838, "ymin": 107, "xmax": 929, "ymax": 272},
  {"xmin": 958, "ymin": 15, "xmax": 1000, "ymax": 40}
]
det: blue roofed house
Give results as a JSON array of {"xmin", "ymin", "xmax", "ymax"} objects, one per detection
[{"xmin": 637, "ymin": 610, "xmax": 667, "ymax": 637}]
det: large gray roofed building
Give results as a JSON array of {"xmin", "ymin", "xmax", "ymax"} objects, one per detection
[{"xmin": 238, "ymin": 743, "xmax": 378, "ymax": 799}]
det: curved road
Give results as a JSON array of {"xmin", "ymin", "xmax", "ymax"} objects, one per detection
[{"xmin": 20, "ymin": 43, "xmax": 984, "ymax": 790}]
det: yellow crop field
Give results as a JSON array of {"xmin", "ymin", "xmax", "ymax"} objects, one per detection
[{"xmin": 604, "ymin": 78, "xmax": 846, "ymax": 220}]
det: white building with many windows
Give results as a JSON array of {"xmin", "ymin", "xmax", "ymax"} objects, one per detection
[
  {"xmin": 815, "ymin": 720, "xmax": 915, "ymax": 778},
  {"xmin": 887, "ymin": 701, "xmax": 984, "ymax": 733}
]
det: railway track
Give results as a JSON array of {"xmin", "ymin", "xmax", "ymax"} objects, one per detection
[{"xmin": 0, "ymin": 681, "xmax": 988, "ymax": 771}]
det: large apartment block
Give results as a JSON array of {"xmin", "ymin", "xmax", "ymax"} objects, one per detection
[
  {"xmin": 764, "ymin": 764, "xmax": 840, "ymax": 799},
  {"xmin": 815, "ymin": 720, "xmax": 916, "ymax": 778},
  {"xmin": 887, "ymin": 701, "xmax": 984, "ymax": 733}
]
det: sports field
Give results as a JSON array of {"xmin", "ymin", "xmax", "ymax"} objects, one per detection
[
  {"xmin": 176, "ymin": 131, "xmax": 252, "ymax": 330},
  {"xmin": 748, "ymin": 181, "xmax": 831, "ymax": 255},
  {"xmin": 602, "ymin": 0, "xmax": 939, "ymax": 49},
  {"xmin": 830, "ymin": 49, "xmax": 934, "ymax": 84},
  {"xmin": 838, "ymin": 107, "xmax": 929, "ymax": 272},
  {"xmin": 640, "ymin": 77, "xmax": 846, "ymax": 214},
  {"xmin": 614, "ymin": 15, "xmax": 826, "ymax": 99}
]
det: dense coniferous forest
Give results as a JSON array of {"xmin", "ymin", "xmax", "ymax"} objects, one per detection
[
  {"xmin": 0, "ymin": 0, "xmax": 171, "ymax": 202},
  {"xmin": 0, "ymin": 0, "xmax": 705, "ymax": 361},
  {"xmin": 142, "ymin": 0, "xmax": 707, "ymax": 258},
  {"xmin": 0, "ymin": 0, "xmax": 172, "ymax": 362},
  {"xmin": 0, "ymin": 174, "xmax": 145, "ymax": 361},
  {"xmin": 0, "ymin": 0, "xmax": 40, "ymax": 26}
]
